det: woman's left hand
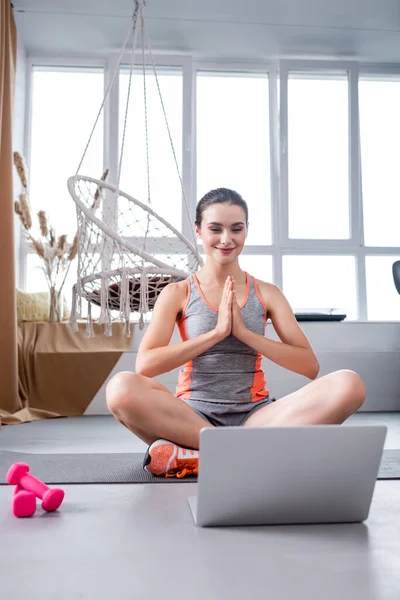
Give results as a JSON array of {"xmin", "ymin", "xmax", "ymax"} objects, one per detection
[{"xmin": 231, "ymin": 278, "xmax": 246, "ymax": 339}]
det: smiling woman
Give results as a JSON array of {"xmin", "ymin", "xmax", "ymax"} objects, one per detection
[
  {"xmin": 106, "ymin": 186, "xmax": 367, "ymax": 479},
  {"xmin": 194, "ymin": 187, "xmax": 248, "ymax": 265}
]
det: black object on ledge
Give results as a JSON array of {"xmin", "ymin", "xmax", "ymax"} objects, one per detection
[
  {"xmin": 294, "ymin": 310, "xmax": 347, "ymax": 322},
  {"xmin": 392, "ymin": 260, "xmax": 400, "ymax": 295}
]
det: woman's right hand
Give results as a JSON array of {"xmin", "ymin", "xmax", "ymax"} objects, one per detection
[{"xmin": 214, "ymin": 276, "xmax": 233, "ymax": 340}]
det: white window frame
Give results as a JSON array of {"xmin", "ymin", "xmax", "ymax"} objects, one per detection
[
  {"xmin": 279, "ymin": 60, "xmax": 361, "ymax": 249},
  {"xmin": 193, "ymin": 60, "xmax": 280, "ymax": 280},
  {"xmin": 116, "ymin": 53, "xmax": 195, "ymax": 253},
  {"xmin": 356, "ymin": 64, "xmax": 400, "ymax": 319},
  {"xmin": 278, "ymin": 60, "xmax": 364, "ymax": 317},
  {"xmin": 21, "ymin": 56, "xmax": 107, "ymax": 291},
  {"xmin": 21, "ymin": 55, "xmax": 400, "ymax": 321}
]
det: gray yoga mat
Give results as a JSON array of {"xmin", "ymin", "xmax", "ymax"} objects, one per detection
[
  {"xmin": 0, "ymin": 450, "xmax": 195, "ymax": 484},
  {"xmin": 0, "ymin": 449, "xmax": 399, "ymax": 485}
]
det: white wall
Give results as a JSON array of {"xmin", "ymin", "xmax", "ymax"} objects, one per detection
[
  {"xmin": 85, "ymin": 321, "xmax": 400, "ymax": 415},
  {"xmin": 13, "ymin": 31, "xmax": 27, "ymax": 286}
]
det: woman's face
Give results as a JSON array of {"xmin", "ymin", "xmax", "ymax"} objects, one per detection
[{"xmin": 196, "ymin": 203, "xmax": 248, "ymax": 263}]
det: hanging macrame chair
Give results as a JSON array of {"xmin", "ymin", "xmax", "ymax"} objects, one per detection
[{"xmin": 67, "ymin": 0, "xmax": 202, "ymax": 337}]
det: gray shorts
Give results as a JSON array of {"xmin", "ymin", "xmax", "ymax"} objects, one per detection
[{"xmin": 184, "ymin": 397, "xmax": 276, "ymax": 427}]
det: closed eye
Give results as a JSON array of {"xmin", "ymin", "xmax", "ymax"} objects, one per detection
[{"xmin": 210, "ymin": 228, "xmax": 243, "ymax": 233}]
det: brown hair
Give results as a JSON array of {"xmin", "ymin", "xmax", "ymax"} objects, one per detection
[{"xmin": 195, "ymin": 188, "xmax": 248, "ymax": 227}]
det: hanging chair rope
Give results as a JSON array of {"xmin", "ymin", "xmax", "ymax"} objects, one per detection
[
  {"xmin": 141, "ymin": 9, "xmax": 151, "ymax": 208},
  {"xmin": 75, "ymin": 3, "xmax": 141, "ymax": 181},
  {"xmin": 116, "ymin": 1, "xmax": 141, "ymax": 196},
  {"xmin": 142, "ymin": 15, "xmax": 198, "ymax": 250},
  {"xmin": 68, "ymin": 0, "xmax": 203, "ymax": 337}
]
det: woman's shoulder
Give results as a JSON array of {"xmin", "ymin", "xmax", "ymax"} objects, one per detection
[
  {"xmin": 161, "ymin": 278, "xmax": 189, "ymax": 298},
  {"xmin": 157, "ymin": 278, "xmax": 190, "ymax": 313},
  {"xmin": 252, "ymin": 277, "xmax": 283, "ymax": 306},
  {"xmin": 251, "ymin": 276, "xmax": 278, "ymax": 294}
]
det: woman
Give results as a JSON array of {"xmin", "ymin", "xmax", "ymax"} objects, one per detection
[{"xmin": 106, "ymin": 188, "xmax": 366, "ymax": 478}]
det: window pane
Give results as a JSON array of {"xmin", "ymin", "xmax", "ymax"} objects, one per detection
[
  {"xmin": 119, "ymin": 68, "xmax": 182, "ymax": 232},
  {"xmin": 239, "ymin": 255, "xmax": 273, "ymax": 282},
  {"xmin": 26, "ymin": 253, "xmax": 47, "ymax": 293},
  {"xmin": 26, "ymin": 253, "xmax": 103, "ymax": 319},
  {"xmin": 197, "ymin": 72, "xmax": 271, "ymax": 245},
  {"xmin": 282, "ymin": 255, "xmax": 357, "ymax": 319},
  {"xmin": 30, "ymin": 68, "xmax": 104, "ymax": 239},
  {"xmin": 288, "ymin": 74, "xmax": 349, "ymax": 239},
  {"xmin": 366, "ymin": 256, "xmax": 400, "ymax": 320},
  {"xmin": 26, "ymin": 253, "xmax": 78, "ymax": 314},
  {"xmin": 359, "ymin": 78, "xmax": 400, "ymax": 247}
]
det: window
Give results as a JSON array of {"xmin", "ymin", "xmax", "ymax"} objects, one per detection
[
  {"xmin": 239, "ymin": 255, "xmax": 273, "ymax": 283},
  {"xmin": 197, "ymin": 72, "xmax": 272, "ymax": 245},
  {"xmin": 25, "ymin": 59, "xmax": 400, "ymax": 321},
  {"xmin": 359, "ymin": 77, "xmax": 400, "ymax": 247},
  {"xmin": 119, "ymin": 68, "xmax": 183, "ymax": 232},
  {"xmin": 29, "ymin": 68, "xmax": 104, "ymax": 238},
  {"xmin": 26, "ymin": 253, "xmax": 77, "ymax": 305},
  {"xmin": 282, "ymin": 255, "xmax": 357, "ymax": 319},
  {"xmin": 287, "ymin": 73, "xmax": 349, "ymax": 239}
]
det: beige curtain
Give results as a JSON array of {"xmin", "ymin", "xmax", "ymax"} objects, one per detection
[{"xmin": 0, "ymin": 1, "xmax": 19, "ymax": 425}]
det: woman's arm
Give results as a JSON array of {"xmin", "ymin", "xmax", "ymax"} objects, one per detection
[
  {"xmin": 233, "ymin": 281, "xmax": 320, "ymax": 380},
  {"xmin": 135, "ymin": 282, "xmax": 225, "ymax": 378}
]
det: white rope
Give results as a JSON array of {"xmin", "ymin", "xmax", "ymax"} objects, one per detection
[
  {"xmin": 124, "ymin": 318, "xmax": 131, "ymax": 337},
  {"xmin": 139, "ymin": 313, "xmax": 145, "ymax": 330},
  {"xmin": 98, "ymin": 275, "xmax": 109, "ymax": 325},
  {"xmin": 85, "ymin": 300, "xmax": 95, "ymax": 339},
  {"xmin": 76, "ymin": 280, "xmax": 83, "ymax": 319},
  {"xmin": 123, "ymin": 271, "xmax": 131, "ymax": 337},
  {"xmin": 142, "ymin": 17, "xmax": 198, "ymax": 250},
  {"xmin": 139, "ymin": 264, "xmax": 149, "ymax": 315},
  {"xmin": 104, "ymin": 308, "xmax": 112, "ymax": 337},
  {"xmin": 69, "ymin": 285, "xmax": 79, "ymax": 332},
  {"xmin": 74, "ymin": 5, "xmax": 140, "ymax": 180},
  {"xmin": 140, "ymin": 5, "xmax": 152, "ymax": 289},
  {"xmin": 141, "ymin": 8, "xmax": 151, "ymax": 207},
  {"xmin": 116, "ymin": 3, "xmax": 141, "ymax": 194}
]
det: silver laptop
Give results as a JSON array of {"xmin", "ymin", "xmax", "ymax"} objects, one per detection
[{"xmin": 188, "ymin": 425, "xmax": 387, "ymax": 527}]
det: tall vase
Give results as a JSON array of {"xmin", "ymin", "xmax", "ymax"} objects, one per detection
[{"xmin": 48, "ymin": 286, "xmax": 63, "ymax": 322}]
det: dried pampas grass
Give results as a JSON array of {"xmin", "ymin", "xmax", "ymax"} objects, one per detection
[
  {"xmin": 13, "ymin": 152, "xmax": 109, "ymax": 321},
  {"xmin": 68, "ymin": 235, "xmax": 78, "ymax": 261},
  {"xmin": 38, "ymin": 210, "xmax": 49, "ymax": 238},
  {"xmin": 13, "ymin": 151, "xmax": 81, "ymax": 321},
  {"xmin": 13, "ymin": 152, "xmax": 28, "ymax": 189},
  {"xmin": 49, "ymin": 227, "xmax": 56, "ymax": 247},
  {"xmin": 57, "ymin": 234, "xmax": 67, "ymax": 253},
  {"xmin": 91, "ymin": 168, "xmax": 109, "ymax": 211},
  {"xmin": 30, "ymin": 238, "xmax": 45, "ymax": 259},
  {"xmin": 19, "ymin": 193, "xmax": 32, "ymax": 230}
]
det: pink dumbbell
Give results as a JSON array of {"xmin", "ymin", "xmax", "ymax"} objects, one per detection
[
  {"xmin": 12, "ymin": 484, "xmax": 37, "ymax": 518},
  {"xmin": 6, "ymin": 463, "xmax": 65, "ymax": 512}
]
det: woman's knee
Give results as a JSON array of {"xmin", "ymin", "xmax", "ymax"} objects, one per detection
[
  {"xmin": 335, "ymin": 369, "xmax": 366, "ymax": 413},
  {"xmin": 106, "ymin": 371, "xmax": 148, "ymax": 416}
]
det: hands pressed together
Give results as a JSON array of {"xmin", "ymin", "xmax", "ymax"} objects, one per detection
[{"xmin": 215, "ymin": 276, "xmax": 246, "ymax": 341}]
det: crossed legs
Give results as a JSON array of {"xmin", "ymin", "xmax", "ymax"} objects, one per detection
[
  {"xmin": 106, "ymin": 372, "xmax": 212, "ymax": 449},
  {"xmin": 106, "ymin": 369, "xmax": 366, "ymax": 450},
  {"xmin": 244, "ymin": 369, "xmax": 366, "ymax": 428}
]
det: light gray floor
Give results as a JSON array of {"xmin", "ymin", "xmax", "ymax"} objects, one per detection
[{"xmin": 1, "ymin": 413, "xmax": 400, "ymax": 600}]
